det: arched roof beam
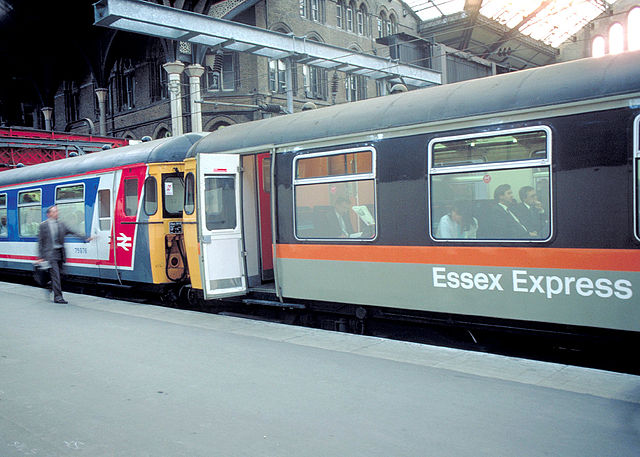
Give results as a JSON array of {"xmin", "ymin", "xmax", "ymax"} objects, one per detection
[
  {"xmin": 481, "ymin": 0, "xmax": 552, "ymax": 59},
  {"xmin": 459, "ymin": 0, "xmax": 483, "ymax": 52}
]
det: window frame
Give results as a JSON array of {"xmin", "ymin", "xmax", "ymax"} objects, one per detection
[
  {"xmin": 98, "ymin": 189, "xmax": 112, "ymax": 232},
  {"xmin": 17, "ymin": 188, "xmax": 42, "ymax": 238},
  {"xmin": 634, "ymin": 115, "xmax": 640, "ymax": 242},
  {"xmin": 124, "ymin": 178, "xmax": 139, "ymax": 217},
  {"xmin": 427, "ymin": 126, "xmax": 553, "ymax": 243},
  {"xmin": 203, "ymin": 174, "xmax": 237, "ymax": 231},
  {"xmin": 184, "ymin": 172, "xmax": 196, "ymax": 215},
  {"xmin": 162, "ymin": 173, "xmax": 184, "ymax": 219},
  {"xmin": 55, "ymin": 183, "xmax": 86, "ymax": 237},
  {"xmin": 0, "ymin": 192, "xmax": 7, "ymax": 238},
  {"xmin": 143, "ymin": 176, "xmax": 158, "ymax": 216},
  {"xmin": 206, "ymin": 52, "xmax": 236, "ymax": 93},
  {"xmin": 55, "ymin": 183, "xmax": 85, "ymax": 204},
  {"xmin": 292, "ymin": 146, "xmax": 378, "ymax": 242}
]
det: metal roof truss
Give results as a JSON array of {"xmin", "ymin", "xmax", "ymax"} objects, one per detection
[{"xmin": 93, "ymin": 0, "xmax": 441, "ymax": 87}]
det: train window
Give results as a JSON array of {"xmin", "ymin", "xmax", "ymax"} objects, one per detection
[
  {"xmin": 432, "ymin": 130, "xmax": 547, "ymax": 168},
  {"xmin": 162, "ymin": 174, "xmax": 184, "ymax": 218},
  {"xmin": 204, "ymin": 176, "xmax": 236, "ymax": 230},
  {"xmin": 184, "ymin": 173, "xmax": 195, "ymax": 215},
  {"xmin": 143, "ymin": 177, "xmax": 157, "ymax": 216},
  {"xmin": 296, "ymin": 150, "xmax": 372, "ymax": 179},
  {"xmin": 635, "ymin": 115, "xmax": 640, "ymax": 241},
  {"xmin": 429, "ymin": 127, "xmax": 551, "ymax": 242},
  {"xmin": 124, "ymin": 179, "xmax": 138, "ymax": 217},
  {"xmin": 262, "ymin": 157, "xmax": 271, "ymax": 193},
  {"xmin": 0, "ymin": 193, "xmax": 6, "ymax": 238},
  {"xmin": 98, "ymin": 190, "xmax": 111, "ymax": 231},
  {"xmin": 18, "ymin": 190, "xmax": 41, "ymax": 237},
  {"xmin": 56, "ymin": 184, "xmax": 85, "ymax": 236},
  {"xmin": 293, "ymin": 147, "xmax": 376, "ymax": 240}
]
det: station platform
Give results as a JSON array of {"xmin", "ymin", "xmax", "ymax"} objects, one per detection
[{"xmin": 1, "ymin": 281, "xmax": 639, "ymax": 457}]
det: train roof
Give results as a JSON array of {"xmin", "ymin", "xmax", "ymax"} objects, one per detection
[
  {"xmin": 0, "ymin": 133, "xmax": 205, "ymax": 187},
  {"xmin": 188, "ymin": 51, "xmax": 640, "ymax": 156}
]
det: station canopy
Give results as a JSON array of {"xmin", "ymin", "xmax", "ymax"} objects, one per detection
[{"xmin": 407, "ymin": 0, "xmax": 615, "ymax": 48}]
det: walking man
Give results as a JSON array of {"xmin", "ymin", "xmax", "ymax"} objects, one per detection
[{"xmin": 37, "ymin": 205, "xmax": 93, "ymax": 304}]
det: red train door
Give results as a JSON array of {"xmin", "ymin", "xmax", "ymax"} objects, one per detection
[
  {"xmin": 257, "ymin": 153, "xmax": 273, "ymax": 280},
  {"xmin": 113, "ymin": 166, "xmax": 145, "ymax": 275}
]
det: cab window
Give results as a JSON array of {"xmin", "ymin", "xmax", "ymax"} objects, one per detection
[
  {"xmin": 143, "ymin": 177, "xmax": 158, "ymax": 216},
  {"xmin": 124, "ymin": 179, "xmax": 138, "ymax": 217},
  {"xmin": 163, "ymin": 174, "xmax": 184, "ymax": 218},
  {"xmin": 184, "ymin": 173, "xmax": 195, "ymax": 215}
]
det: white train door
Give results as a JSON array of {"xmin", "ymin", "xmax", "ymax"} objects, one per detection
[
  {"xmin": 94, "ymin": 172, "xmax": 116, "ymax": 279},
  {"xmin": 197, "ymin": 153, "xmax": 247, "ymax": 299}
]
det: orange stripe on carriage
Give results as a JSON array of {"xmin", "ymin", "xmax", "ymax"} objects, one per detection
[{"xmin": 276, "ymin": 244, "xmax": 640, "ymax": 272}]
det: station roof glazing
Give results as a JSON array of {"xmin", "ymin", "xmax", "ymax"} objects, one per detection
[{"xmin": 406, "ymin": 0, "xmax": 616, "ymax": 47}]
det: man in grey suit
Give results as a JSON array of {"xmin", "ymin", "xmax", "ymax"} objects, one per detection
[{"xmin": 37, "ymin": 205, "xmax": 93, "ymax": 304}]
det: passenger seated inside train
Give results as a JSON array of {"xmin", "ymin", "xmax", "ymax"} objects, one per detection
[
  {"xmin": 511, "ymin": 186, "xmax": 549, "ymax": 238},
  {"xmin": 478, "ymin": 184, "xmax": 532, "ymax": 239},
  {"xmin": 307, "ymin": 199, "xmax": 375, "ymax": 239},
  {"xmin": 435, "ymin": 203, "xmax": 478, "ymax": 239}
]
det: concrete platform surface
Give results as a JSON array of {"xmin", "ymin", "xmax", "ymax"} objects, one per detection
[{"xmin": 1, "ymin": 281, "xmax": 639, "ymax": 456}]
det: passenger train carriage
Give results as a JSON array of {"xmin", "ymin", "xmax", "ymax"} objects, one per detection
[
  {"xmin": 186, "ymin": 51, "xmax": 640, "ymax": 335},
  {"xmin": 0, "ymin": 134, "xmax": 204, "ymax": 292}
]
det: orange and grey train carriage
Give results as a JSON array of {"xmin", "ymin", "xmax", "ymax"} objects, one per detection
[
  {"xmin": 0, "ymin": 134, "xmax": 204, "ymax": 295},
  {"xmin": 184, "ymin": 51, "xmax": 640, "ymax": 338}
]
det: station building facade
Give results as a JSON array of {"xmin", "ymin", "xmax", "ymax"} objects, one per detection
[{"xmin": 53, "ymin": 0, "xmax": 423, "ymax": 140}]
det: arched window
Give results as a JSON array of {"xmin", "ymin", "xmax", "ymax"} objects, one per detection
[
  {"xmin": 389, "ymin": 13, "xmax": 397, "ymax": 35},
  {"xmin": 609, "ymin": 23, "xmax": 624, "ymax": 54},
  {"xmin": 358, "ymin": 4, "xmax": 368, "ymax": 36},
  {"xmin": 347, "ymin": 1, "xmax": 355, "ymax": 32},
  {"xmin": 378, "ymin": 11, "xmax": 387, "ymax": 38},
  {"xmin": 592, "ymin": 35, "xmax": 606, "ymax": 57},
  {"xmin": 629, "ymin": 7, "xmax": 640, "ymax": 51},
  {"xmin": 337, "ymin": 1, "xmax": 345, "ymax": 29}
]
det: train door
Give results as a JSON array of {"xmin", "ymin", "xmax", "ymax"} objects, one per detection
[
  {"xmin": 257, "ymin": 153, "xmax": 274, "ymax": 280},
  {"xmin": 197, "ymin": 153, "xmax": 247, "ymax": 299},
  {"xmin": 94, "ymin": 172, "xmax": 116, "ymax": 279}
]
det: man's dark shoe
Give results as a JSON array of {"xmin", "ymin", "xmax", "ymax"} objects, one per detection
[{"xmin": 54, "ymin": 298, "xmax": 68, "ymax": 304}]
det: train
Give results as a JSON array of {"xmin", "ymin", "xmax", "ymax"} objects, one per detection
[
  {"xmin": 0, "ymin": 133, "xmax": 204, "ymax": 298},
  {"xmin": 0, "ymin": 50, "xmax": 639, "ymax": 341}
]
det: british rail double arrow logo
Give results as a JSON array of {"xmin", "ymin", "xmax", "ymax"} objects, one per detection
[{"xmin": 116, "ymin": 233, "xmax": 132, "ymax": 251}]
